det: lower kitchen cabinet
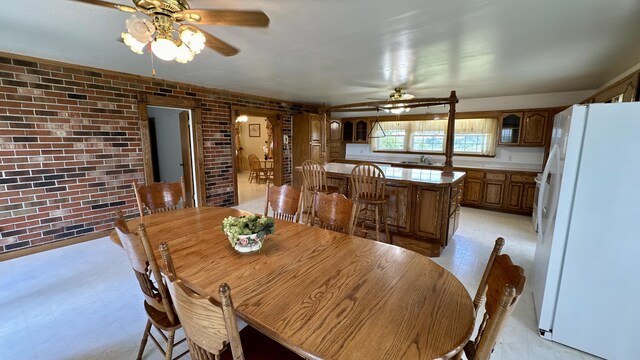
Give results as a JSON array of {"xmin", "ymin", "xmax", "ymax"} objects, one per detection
[
  {"xmin": 459, "ymin": 168, "xmax": 537, "ymax": 215},
  {"xmin": 483, "ymin": 181, "xmax": 504, "ymax": 208},
  {"xmin": 463, "ymin": 179, "xmax": 483, "ymax": 204},
  {"xmin": 414, "ymin": 187, "xmax": 441, "ymax": 239},
  {"xmin": 386, "ymin": 184, "xmax": 410, "ymax": 232}
]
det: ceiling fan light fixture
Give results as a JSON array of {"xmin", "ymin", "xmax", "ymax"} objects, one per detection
[
  {"xmin": 179, "ymin": 28, "xmax": 206, "ymax": 54},
  {"xmin": 151, "ymin": 36, "xmax": 178, "ymax": 61},
  {"xmin": 382, "ymin": 103, "xmax": 410, "ymax": 114},
  {"xmin": 121, "ymin": 32, "xmax": 146, "ymax": 54},
  {"xmin": 174, "ymin": 42, "xmax": 195, "ymax": 63}
]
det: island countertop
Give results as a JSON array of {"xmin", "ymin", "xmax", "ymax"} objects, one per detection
[{"xmin": 320, "ymin": 162, "xmax": 466, "ymax": 186}]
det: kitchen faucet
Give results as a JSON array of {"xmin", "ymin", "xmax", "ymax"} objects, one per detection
[{"xmin": 419, "ymin": 155, "xmax": 433, "ymax": 164}]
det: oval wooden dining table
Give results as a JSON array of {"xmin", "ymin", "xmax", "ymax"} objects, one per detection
[{"xmin": 115, "ymin": 206, "xmax": 475, "ymax": 360}]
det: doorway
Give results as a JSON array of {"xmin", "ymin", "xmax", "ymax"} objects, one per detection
[
  {"xmin": 147, "ymin": 106, "xmax": 195, "ymax": 206},
  {"xmin": 138, "ymin": 94, "xmax": 205, "ymax": 207},
  {"xmin": 231, "ymin": 107, "xmax": 284, "ymax": 209}
]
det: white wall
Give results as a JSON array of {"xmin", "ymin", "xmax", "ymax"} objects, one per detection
[
  {"xmin": 148, "ymin": 107, "xmax": 184, "ymax": 182},
  {"xmin": 238, "ymin": 116, "xmax": 269, "ymax": 170}
]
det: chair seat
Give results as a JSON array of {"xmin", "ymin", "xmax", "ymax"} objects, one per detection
[
  {"xmin": 354, "ymin": 194, "xmax": 390, "ymax": 205},
  {"xmin": 144, "ymin": 301, "xmax": 181, "ymax": 331},
  {"xmin": 220, "ymin": 326, "xmax": 301, "ymax": 360},
  {"xmin": 323, "ymin": 185, "xmax": 341, "ymax": 194}
]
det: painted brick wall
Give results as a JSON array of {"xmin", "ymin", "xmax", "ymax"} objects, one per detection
[{"xmin": 0, "ymin": 53, "xmax": 310, "ymax": 254}]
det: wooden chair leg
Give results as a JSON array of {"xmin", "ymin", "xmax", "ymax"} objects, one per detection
[
  {"xmin": 165, "ymin": 329, "xmax": 175, "ymax": 360},
  {"xmin": 136, "ymin": 320, "xmax": 152, "ymax": 360},
  {"xmin": 382, "ymin": 203, "xmax": 391, "ymax": 244},
  {"xmin": 374, "ymin": 205, "xmax": 380, "ymax": 242}
]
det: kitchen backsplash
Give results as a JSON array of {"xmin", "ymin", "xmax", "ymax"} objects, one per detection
[{"xmin": 345, "ymin": 143, "xmax": 545, "ymax": 171}]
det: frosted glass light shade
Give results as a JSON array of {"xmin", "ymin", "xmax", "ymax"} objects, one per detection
[
  {"xmin": 174, "ymin": 43, "xmax": 195, "ymax": 63},
  {"xmin": 151, "ymin": 38, "xmax": 178, "ymax": 61},
  {"xmin": 180, "ymin": 28, "xmax": 206, "ymax": 54},
  {"xmin": 121, "ymin": 32, "xmax": 146, "ymax": 54}
]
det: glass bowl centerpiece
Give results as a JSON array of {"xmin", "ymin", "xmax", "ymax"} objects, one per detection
[{"xmin": 222, "ymin": 214, "xmax": 275, "ymax": 253}]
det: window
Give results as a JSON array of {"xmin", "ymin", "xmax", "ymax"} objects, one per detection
[
  {"xmin": 371, "ymin": 118, "xmax": 498, "ymax": 156},
  {"xmin": 411, "ymin": 131, "xmax": 445, "ymax": 152},
  {"xmin": 375, "ymin": 129, "xmax": 405, "ymax": 150}
]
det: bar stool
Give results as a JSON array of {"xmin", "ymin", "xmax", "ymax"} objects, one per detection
[
  {"xmin": 350, "ymin": 162, "xmax": 390, "ymax": 243},
  {"xmin": 301, "ymin": 159, "xmax": 340, "ymax": 224}
]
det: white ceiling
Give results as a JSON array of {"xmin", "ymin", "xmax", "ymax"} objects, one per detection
[{"xmin": 2, "ymin": 0, "xmax": 640, "ymax": 106}]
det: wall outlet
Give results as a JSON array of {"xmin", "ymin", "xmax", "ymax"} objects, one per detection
[{"xmin": 508, "ymin": 155, "xmax": 512, "ymax": 161}]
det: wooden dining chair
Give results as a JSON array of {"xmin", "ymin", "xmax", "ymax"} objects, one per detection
[
  {"xmin": 159, "ymin": 243, "xmax": 301, "ymax": 360},
  {"xmin": 300, "ymin": 160, "xmax": 341, "ymax": 224},
  {"xmin": 113, "ymin": 210, "xmax": 187, "ymax": 360},
  {"xmin": 248, "ymin": 154, "xmax": 269, "ymax": 184},
  {"xmin": 350, "ymin": 162, "xmax": 391, "ymax": 243},
  {"xmin": 133, "ymin": 177, "xmax": 188, "ymax": 218},
  {"xmin": 453, "ymin": 238, "xmax": 526, "ymax": 360},
  {"xmin": 310, "ymin": 192, "xmax": 356, "ymax": 235},
  {"xmin": 264, "ymin": 182, "xmax": 302, "ymax": 222}
]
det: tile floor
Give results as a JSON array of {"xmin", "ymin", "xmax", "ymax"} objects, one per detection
[{"xmin": 0, "ymin": 176, "xmax": 600, "ymax": 359}]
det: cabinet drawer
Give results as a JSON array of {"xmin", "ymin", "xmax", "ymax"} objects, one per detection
[
  {"xmin": 510, "ymin": 174, "xmax": 536, "ymax": 183},
  {"xmin": 486, "ymin": 173, "xmax": 506, "ymax": 181},
  {"xmin": 466, "ymin": 171, "xmax": 484, "ymax": 179},
  {"xmin": 452, "ymin": 181, "xmax": 464, "ymax": 195}
]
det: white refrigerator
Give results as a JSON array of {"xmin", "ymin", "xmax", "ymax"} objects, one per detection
[{"xmin": 533, "ymin": 103, "xmax": 640, "ymax": 359}]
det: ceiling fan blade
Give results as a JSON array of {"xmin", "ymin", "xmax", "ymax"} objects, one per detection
[
  {"xmin": 179, "ymin": 25, "xmax": 239, "ymax": 57},
  {"xmin": 69, "ymin": 0, "xmax": 137, "ymax": 12},
  {"xmin": 180, "ymin": 9, "xmax": 270, "ymax": 27},
  {"xmin": 366, "ymin": 97, "xmax": 388, "ymax": 101}
]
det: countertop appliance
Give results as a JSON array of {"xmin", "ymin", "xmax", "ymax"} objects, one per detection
[{"xmin": 533, "ymin": 103, "xmax": 640, "ymax": 359}]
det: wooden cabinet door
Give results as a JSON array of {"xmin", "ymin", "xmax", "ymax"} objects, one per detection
[
  {"xmin": 386, "ymin": 184, "xmax": 410, "ymax": 232},
  {"xmin": 523, "ymin": 183, "xmax": 537, "ymax": 211},
  {"xmin": 329, "ymin": 120, "xmax": 341, "ymax": 142},
  {"xmin": 310, "ymin": 143, "xmax": 322, "ymax": 162},
  {"xmin": 355, "ymin": 120, "xmax": 368, "ymax": 142},
  {"xmin": 414, "ymin": 187, "xmax": 441, "ymax": 238},
  {"xmin": 310, "ymin": 115, "xmax": 322, "ymax": 143},
  {"xmin": 463, "ymin": 179, "xmax": 483, "ymax": 204},
  {"xmin": 483, "ymin": 181, "xmax": 504, "ymax": 207},
  {"xmin": 342, "ymin": 120, "xmax": 354, "ymax": 142},
  {"xmin": 506, "ymin": 183, "xmax": 523, "ymax": 210},
  {"xmin": 498, "ymin": 112, "xmax": 523, "ymax": 145},
  {"xmin": 521, "ymin": 111, "xmax": 548, "ymax": 146}
]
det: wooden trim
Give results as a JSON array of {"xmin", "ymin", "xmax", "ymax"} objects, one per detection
[
  {"xmin": 588, "ymin": 73, "xmax": 639, "ymax": 103},
  {"xmin": 443, "ymin": 91, "xmax": 457, "ymax": 174},
  {"xmin": 0, "ymin": 231, "xmax": 110, "ymax": 262},
  {"xmin": 138, "ymin": 95, "xmax": 206, "ymax": 206},
  {"xmin": 230, "ymin": 107, "xmax": 286, "ymax": 205}
]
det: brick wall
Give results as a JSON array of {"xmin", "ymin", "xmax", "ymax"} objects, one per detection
[{"xmin": 0, "ymin": 53, "xmax": 311, "ymax": 254}]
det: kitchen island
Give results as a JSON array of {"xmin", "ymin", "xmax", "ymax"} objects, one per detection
[{"xmin": 307, "ymin": 163, "xmax": 466, "ymax": 257}]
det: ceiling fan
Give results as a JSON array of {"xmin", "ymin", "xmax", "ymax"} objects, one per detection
[
  {"xmin": 70, "ymin": 0, "xmax": 270, "ymax": 62},
  {"xmin": 368, "ymin": 88, "xmax": 415, "ymax": 114}
]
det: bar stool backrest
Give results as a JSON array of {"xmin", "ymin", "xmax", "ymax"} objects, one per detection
[
  {"xmin": 301, "ymin": 159, "xmax": 328, "ymax": 192},
  {"xmin": 350, "ymin": 163, "xmax": 387, "ymax": 201}
]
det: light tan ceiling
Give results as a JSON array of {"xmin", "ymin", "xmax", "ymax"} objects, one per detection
[{"xmin": 2, "ymin": 0, "xmax": 640, "ymax": 105}]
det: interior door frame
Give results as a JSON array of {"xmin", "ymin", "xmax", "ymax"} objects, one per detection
[
  {"xmin": 137, "ymin": 94, "xmax": 205, "ymax": 207},
  {"xmin": 230, "ymin": 106, "xmax": 285, "ymax": 205}
]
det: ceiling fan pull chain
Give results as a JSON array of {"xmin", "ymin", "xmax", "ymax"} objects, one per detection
[{"xmin": 149, "ymin": 42, "xmax": 156, "ymax": 77}]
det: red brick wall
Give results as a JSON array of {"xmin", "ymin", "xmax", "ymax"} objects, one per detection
[{"xmin": 0, "ymin": 53, "xmax": 310, "ymax": 254}]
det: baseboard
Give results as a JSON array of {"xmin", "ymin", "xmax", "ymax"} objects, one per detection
[{"xmin": 0, "ymin": 230, "xmax": 111, "ymax": 262}]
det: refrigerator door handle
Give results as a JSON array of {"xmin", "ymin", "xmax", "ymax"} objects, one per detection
[{"xmin": 537, "ymin": 144, "xmax": 559, "ymax": 241}]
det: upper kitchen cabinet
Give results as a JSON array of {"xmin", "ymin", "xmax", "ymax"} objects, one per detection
[
  {"xmin": 498, "ymin": 112, "xmax": 522, "ymax": 145},
  {"xmin": 499, "ymin": 111, "xmax": 549, "ymax": 147},
  {"xmin": 341, "ymin": 119, "xmax": 369, "ymax": 143},
  {"xmin": 354, "ymin": 120, "xmax": 369, "ymax": 142},
  {"xmin": 342, "ymin": 120, "xmax": 354, "ymax": 142},
  {"xmin": 521, "ymin": 111, "xmax": 548, "ymax": 146}
]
